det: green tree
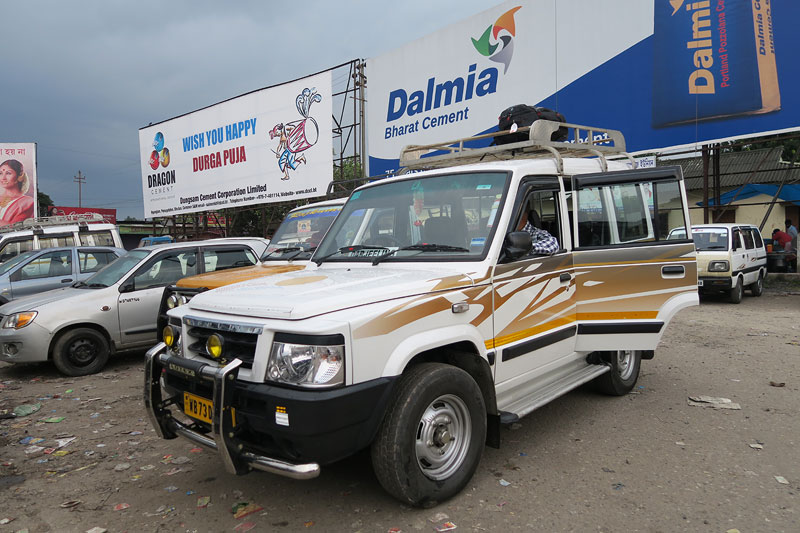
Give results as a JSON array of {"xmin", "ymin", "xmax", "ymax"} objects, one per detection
[{"xmin": 37, "ymin": 190, "xmax": 54, "ymax": 217}]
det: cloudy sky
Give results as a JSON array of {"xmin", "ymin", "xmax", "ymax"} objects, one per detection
[{"xmin": 1, "ymin": 0, "xmax": 494, "ymax": 219}]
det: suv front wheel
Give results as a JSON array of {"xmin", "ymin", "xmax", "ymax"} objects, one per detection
[{"xmin": 371, "ymin": 363, "xmax": 486, "ymax": 507}]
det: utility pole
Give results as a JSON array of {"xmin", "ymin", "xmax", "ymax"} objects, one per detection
[{"xmin": 74, "ymin": 171, "xmax": 86, "ymax": 207}]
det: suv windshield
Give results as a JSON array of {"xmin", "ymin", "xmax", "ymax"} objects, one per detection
[
  {"xmin": 690, "ymin": 227, "xmax": 729, "ymax": 251},
  {"xmin": 314, "ymin": 172, "xmax": 508, "ymax": 263},
  {"xmin": 79, "ymin": 250, "xmax": 149, "ymax": 287},
  {"xmin": 0, "ymin": 250, "xmax": 39, "ymax": 276},
  {"xmin": 261, "ymin": 204, "xmax": 342, "ymax": 261}
]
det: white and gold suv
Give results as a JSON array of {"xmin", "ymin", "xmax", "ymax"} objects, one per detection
[{"xmin": 145, "ymin": 122, "xmax": 699, "ymax": 507}]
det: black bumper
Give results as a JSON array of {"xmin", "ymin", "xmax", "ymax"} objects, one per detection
[
  {"xmin": 698, "ymin": 276, "xmax": 732, "ymax": 291},
  {"xmin": 144, "ymin": 343, "xmax": 396, "ymax": 478}
]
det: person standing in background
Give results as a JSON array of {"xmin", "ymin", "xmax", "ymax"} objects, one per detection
[
  {"xmin": 786, "ymin": 219, "xmax": 798, "ymax": 240},
  {"xmin": 0, "ymin": 159, "xmax": 35, "ymax": 225}
]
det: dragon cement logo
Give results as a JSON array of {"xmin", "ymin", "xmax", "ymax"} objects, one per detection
[{"xmin": 471, "ymin": 6, "xmax": 522, "ymax": 74}]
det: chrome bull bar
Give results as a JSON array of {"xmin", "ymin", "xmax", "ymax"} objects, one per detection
[{"xmin": 144, "ymin": 342, "xmax": 320, "ymax": 481}]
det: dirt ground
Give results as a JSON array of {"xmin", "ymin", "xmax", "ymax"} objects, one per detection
[{"xmin": 1, "ymin": 280, "xmax": 798, "ymax": 533}]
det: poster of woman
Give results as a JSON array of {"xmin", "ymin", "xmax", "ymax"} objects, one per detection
[{"xmin": 0, "ymin": 143, "xmax": 37, "ymax": 226}]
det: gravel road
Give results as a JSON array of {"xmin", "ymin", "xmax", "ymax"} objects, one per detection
[{"xmin": 1, "ymin": 283, "xmax": 798, "ymax": 532}]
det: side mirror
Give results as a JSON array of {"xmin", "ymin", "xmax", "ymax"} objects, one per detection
[
  {"xmin": 119, "ymin": 281, "xmax": 135, "ymax": 293},
  {"xmin": 504, "ymin": 231, "xmax": 533, "ymax": 261}
]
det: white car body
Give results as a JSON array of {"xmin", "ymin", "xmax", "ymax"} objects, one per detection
[{"xmin": 0, "ymin": 237, "xmax": 268, "ymax": 374}]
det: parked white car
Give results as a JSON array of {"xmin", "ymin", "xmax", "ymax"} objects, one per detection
[
  {"xmin": 0, "ymin": 237, "xmax": 268, "ymax": 375},
  {"xmin": 668, "ymin": 223, "xmax": 767, "ymax": 302}
]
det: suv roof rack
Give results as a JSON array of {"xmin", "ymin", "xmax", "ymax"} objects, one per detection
[
  {"xmin": 399, "ymin": 120, "xmax": 635, "ymax": 173},
  {"xmin": 0, "ymin": 213, "xmax": 108, "ymax": 234}
]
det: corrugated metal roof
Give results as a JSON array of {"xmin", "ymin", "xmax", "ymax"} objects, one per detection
[{"xmin": 657, "ymin": 147, "xmax": 800, "ymax": 191}]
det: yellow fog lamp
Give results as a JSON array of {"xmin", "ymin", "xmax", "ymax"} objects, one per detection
[
  {"xmin": 163, "ymin": 325, "xmax": 177, "ymax": 347},
  {"xmin": 206, "ymin": 334, "xmax": 224, "ymax": 359}
]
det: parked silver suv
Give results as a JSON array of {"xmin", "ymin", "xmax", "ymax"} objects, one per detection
[
  {"xmin": 0, "ymin": 238, "xmax": 268, "ymax": 375},
  {"xmin": 0, "ymin": 246, "xmax": 125, "ymax": 304}
]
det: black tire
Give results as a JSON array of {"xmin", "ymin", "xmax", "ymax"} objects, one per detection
[
  {"xmin": 371, "ymin": 363, "xmax": 486, "ymax": 507},
  {"xmin": 52, "ymin": 328, "xmax": 110, "ymax": 376},
  {"xmin": 749, "ymin": 273, "xmax": 764, "ymax": 297},
  {"xmin": 593, "ymin": 350, "xmax": 642, "ymax": 396},
  {"xmin": 729, "ymin": 277, "xmax": 743, "ymax": 303}
]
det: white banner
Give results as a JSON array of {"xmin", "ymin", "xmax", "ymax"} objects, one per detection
[
  {"xmin": 0, "ymin": 143, "xmax": 38, "ymax": 226},
  {"xmin": 139, "ymin": 71, "xmax": 333, "ymax": 218}
]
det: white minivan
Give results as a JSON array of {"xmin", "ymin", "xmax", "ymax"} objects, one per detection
[
  {"xmin": 0, "ymin": 215, "xmax": 123, "ymax": 264},
  {"xmin": 669, "ymin": 223, "xmax": 767, "ymax": 302}
]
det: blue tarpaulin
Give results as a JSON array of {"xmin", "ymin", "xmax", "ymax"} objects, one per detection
[{"xmin": 697, "ymin": 184, "xmax": 800, "ymax": 207}]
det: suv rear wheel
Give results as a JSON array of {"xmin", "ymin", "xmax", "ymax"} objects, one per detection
[
  {"xmin": 749, "ymin": 273, "xmax": 764, "ymax": 297},
  {"xmin": 371, "ymin": 363, "xmax": 486, "ymax": 507},
  {"xmin": 593, "ymin": 350, "xmax": 642, "ymax": 395}
]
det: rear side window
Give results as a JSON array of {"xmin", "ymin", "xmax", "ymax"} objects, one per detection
[
  {"xmin": 576, "ymin": 177, "xmax": 687, "ymax": 247},
  {"xmin": 0, "ymin": 238, "xmax": 33, "ymax": 262},
  {"xmin": 79, "ymin": 251, "xmax": 118, "ymax": 273},
  {"xmin": 748, "ymin": 228, "xmax": 763, "ymax": 248},
  {"xmin": 203, "ymin": 248, "xmax": 257, "ymax": 272},
  {"xmin": 20, "ymin": 250, "xmax": 72, "ymax": 280},
  {"xmin": 80, "ymin": 230, "xmax": 115, "ymax": 246},
  {"xmin": 39, "ymin": 234, "xmax": 76, "ymax": 248}
]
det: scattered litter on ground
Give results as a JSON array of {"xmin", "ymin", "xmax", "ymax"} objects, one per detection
[
  {"xmin": 749, "ymin": 443, "xmax": 764, "ymax": 450},
  {"xmin": 24, "ymin": 445, "xmax": 45, "ymax": 454},
  {"xmin": 139, "ymin": 464, "xmax": 155, "ymax": 471},
  {"xmin": 233, "ymin": 502, "xmax": 264, "ymax": 519},
  {"xmin": 190, "ymin": 447, "xmax": 202, "ymax": 453},
  {"xmin": 12, "ymin": 403, "xmax": 42, "ymax": 417},
  {"xmin": 602, "ymin": 467, "xmax": 615, "ymax": 473},
  {"xmin": 113, "ymin": 463, "xmax": 131, "ymax": 472},
  {"xmin": 612, "ymin": 483, "xmax": 624, "ymax": 490},
  {"xmin": 0, "ymin": 518, "xmax": 15, "ymax": 525},
  {"xmin": 85, "ymin": 528, "xmax": 107, "ymax": 533},
  {"xmin": 186, "ymin": 490, "xmax": 195, "ymax": 495},
  {"xmin": 171, "ymin": 456, "xmax": 190, "ymax": 465},
  {"xmin": 234, "ymin": 523, "xmax": 257, "ymax": 532},
  {"xmin": 197, "ymin": 496, "xmax": 210, "ymax": 508},
  {"xmin": 428, "ymin": 512, "xmax": 449, "ymax": 523},
  {"xmin": 675, "ymin": 441, "xmax": 686, "ymax": 446},
  {"xmin": 60, "ymin": 500, "xmax": 82, "ymax": 509},
  {"xmin": 769, "ymin": 381, "xmax": 786, "ymax": 387},
  {"xmin": 775, "ymin": 476, "xmax": 789, "ymax": 485},
  {"xmin": 165, "ymin": 485, "xmax": 178, "ymax": 492},
  {"xmin": 163, "ymin": 467, "xmax": 183, "ymax": 476},
  {"xmin": 113, "ymin": 503, "xmax": 130, "ymax": 511},
  {"xmin": 304, "ymin": 520, "xmax": 314, "ymax": 527},
  {"xmin": 687, "ymin": 396, "xmax": 741, "ymax": 410},
  {"xmin": 498, "ymin": 479, "xmax": 511, "ymax": 487},
  {"xmin": 434, "ymin": 522, "xmax": 457, "ymax": 532}
]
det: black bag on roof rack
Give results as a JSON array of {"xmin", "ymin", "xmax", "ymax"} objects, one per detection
[{"xmin": 494, "ymin": 105, "xmax": 567, "ymax": 145}]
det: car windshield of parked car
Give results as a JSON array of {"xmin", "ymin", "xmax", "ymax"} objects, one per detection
[
  {"xmin": 313, "ymin": 172, "xmax": 509, "ymax": 263},
  {"xmin": 261, "ymin": 205, "xmax": 343, "ymax": 261},
  {"xmin": 79, "ymin": 250, "xmax": 149, "ymax": 287},
  {"xmin": 691, "ymin": 227, "xmax": 729, "ymax": 251},
  {"xmin": 0, "ymin": 250, "xmax": 39, "ymax": 276}
]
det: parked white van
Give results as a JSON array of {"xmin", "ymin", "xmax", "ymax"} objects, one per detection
[
  {"xmin": 668, "ymin": 223, "xmax": 767, "ymax": 302},
  {"xmin": 0, "ymin": 214, "xmax": 123, "ymax": 264},
  {"xmin": 146, "ymin": 122, "xmax": 699, "ymax": 506}
]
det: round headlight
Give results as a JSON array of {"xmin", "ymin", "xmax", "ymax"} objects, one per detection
[
  {"xmin": 206, "ymin": 334, "xmax": 223, "ymax": 359},
  {"xmin": 166, "ymin": 294, "xmax": 180, "ymax": 309},
  {"xmin": 163, "ymin": 325, "xmax": 176, "ymax": 347}
]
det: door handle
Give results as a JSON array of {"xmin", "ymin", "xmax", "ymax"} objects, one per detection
[
  {"xmin": 559, "ymin": 273, "xmax": 572, "ymax": 282},
  {"xmin": 661, "ymin": 265, "xmax": 684, "ymax": 276},
  {"xmin": 61, "ymin": 278, "xmax": 73, "ymax": 283}
]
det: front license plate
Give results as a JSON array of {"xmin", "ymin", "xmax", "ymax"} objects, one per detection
[
  {"xmin": 697, "ymin": 280, "xmax": 704, "ymax": 287},
  {"xmin": 184, "ymin": 392, "xmax": 213, "ymax": 424}
]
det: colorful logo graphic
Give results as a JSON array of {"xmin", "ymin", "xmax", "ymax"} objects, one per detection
[
  {"xmin": 149, "ymin": 132, "xmax": 170, "ymax": 170},
  {"xmin": 269, "ymin": 88, "xmax": 322, "ymax": 180},
  {"xmin": 471, "ymin": 6, "xmax": 522, "ymax": 74}
]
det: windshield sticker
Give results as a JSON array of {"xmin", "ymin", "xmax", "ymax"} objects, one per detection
[
  {"xmin": 476, "ymin": 184, "xmax": 492, "ymax": 190},
  {"xmin": 351, "ymin": 191, "xmax": 361, "ymax": 200},
  {"xmin": 470, "ymin": 237, "xmax": 486, "ymax": 247}
]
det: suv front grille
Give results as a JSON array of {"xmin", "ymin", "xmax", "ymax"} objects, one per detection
[{"xmin": 183, "ymin": 317, "xmax": 262, "ymax": 369}]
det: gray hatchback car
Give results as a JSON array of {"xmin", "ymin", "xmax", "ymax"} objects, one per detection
[{"xmin": 0, "ymin": 246, "xmax": 125, "ymax": 304}]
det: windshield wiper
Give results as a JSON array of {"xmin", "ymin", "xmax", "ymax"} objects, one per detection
[
  {"xmin": 700, "ymin": 245, "xmax": 727, "ymax": 250},
  {"xmin": 260, "ymin": 246, "xmax": 302, "ymax": 261},
  {"xmin": 72, "ymin": 281, "xmax": 87, "ymax": 288},
  {"xmin": 371, "ymin": 243, "xmax": 470, "ymax": 265},
  {"xmin": 313, "ymin": 245, "xmax": 389, "ymax": 266},
  {"xmin": 86, "ymin": 283, "xmax": 109, "ymax": 288}
]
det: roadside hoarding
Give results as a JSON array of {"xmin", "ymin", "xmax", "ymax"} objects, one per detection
[
  {"xmin": 49, "ymin": 206, "xmax": 116, "ymax": 224},
  {"xmin": 0, "ymin": 143, "xmax": 37, "ymax": 226},
  {"xmin": 366, "ymin": 0, "xmax": 798, "ymax": 174},
  {"xmin": 139, "ymin": 71, "xmax": 332, "ymax": 218}
]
